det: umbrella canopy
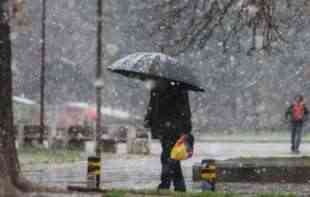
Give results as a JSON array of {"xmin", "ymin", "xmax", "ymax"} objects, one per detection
[{"xmin": 108, "ymin": 52, "xmax": 204, "ymax": 92}]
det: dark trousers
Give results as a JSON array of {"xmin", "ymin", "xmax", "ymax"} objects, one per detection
[
  {"xmin": 291, "ymin": 122, "xmax": 303, "ymax": 151},
  {"xmin": 158, "ymin": 139, "xmax": 186, "ymax": 192}
]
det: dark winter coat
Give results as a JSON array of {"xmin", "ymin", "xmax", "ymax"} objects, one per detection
[
  {"xmin": 285, "ymin": 102, "xmax": 309, "ymax": 124},
  {"xmin": 144, "ymin": 86, "xmax": 192, "ymax": 140}
]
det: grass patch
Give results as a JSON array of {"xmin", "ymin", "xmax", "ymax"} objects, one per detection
[
  {"xmin": 103, "ymin": 189, "xmax": 238, "ymax": 197},
  {"xmin": 105, "ymin": 190, "xmax": 127, "ymax": 197},
  {"xmin": 18, "ymin": 146, "xmax": 82, "ymax": 165},
  {"xmin": 256, "ymin": 193, "xmax": 296, "ymax": 197},
  {"xmin": 102, "ymin": 189, "xmax": 297, "ymax": 197}
]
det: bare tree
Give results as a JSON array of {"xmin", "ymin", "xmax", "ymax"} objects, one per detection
[{"xmin": 133, "ymin": 0, "xmax": 306, "ymax": 56}]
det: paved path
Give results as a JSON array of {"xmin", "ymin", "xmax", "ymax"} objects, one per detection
[{"xmin": 22, "ymin": 141, "xmax": 310, "ymax": 192}]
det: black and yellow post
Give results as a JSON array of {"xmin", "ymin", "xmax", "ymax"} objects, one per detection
[
  {"xmin": 67, "ymin": 156, "xmax": 102, "ymax": 192},
  {"xmin": 201, "ymin": 159, "xmax": 216, "ymax": 191},
  {"xmin": 87, "ymin": 156, "xmax": 101, "ymax": 189}
]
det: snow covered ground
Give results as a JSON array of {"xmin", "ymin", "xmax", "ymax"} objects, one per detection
[{"xmin": 22, "ymin": 140, "xmax": 310, "ymax": 193}]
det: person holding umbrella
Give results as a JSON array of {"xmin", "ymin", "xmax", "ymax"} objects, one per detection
[
  {"xmin": 108, "ymin": 52, "xmax": 203, "ymax": 192},
  {"xmin": 144, "ymin": 79, "xmax": 192, "ymax": 192}
]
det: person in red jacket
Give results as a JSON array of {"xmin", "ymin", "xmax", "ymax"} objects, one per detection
[{"xmin": 285, "ymin": 95, "xmax": 309, "ymax": 153}]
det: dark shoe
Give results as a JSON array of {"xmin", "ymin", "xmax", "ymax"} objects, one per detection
[
  {"xmin": 174, "ymin": 181, "xmax": 186, "ymax": 192},
  {"xmin": 157, "ymin": 183, "xmax": 170, "ymax": 191},
  {"xmin": 157, "ymin": 186, "xmax": 170, "ymax": 194},
  {"xmin": 291, "ymin": 149, "xmax": 300, "ymax": 154},
  {"xmin": 174, "ymin": 188, "xmax": 186, "ymax": 192},
  {"xmin": 291, "ymin": 146, "xmax": 295, "ymax": 152}
]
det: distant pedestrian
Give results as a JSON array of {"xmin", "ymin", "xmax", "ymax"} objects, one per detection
[
  {"xmin": 285, "ymin": 95, "xmax": 309, "ymax": 153},
  {"xmin": 144, "ymin": 79, "xmax": 192, "ymax": 192}
]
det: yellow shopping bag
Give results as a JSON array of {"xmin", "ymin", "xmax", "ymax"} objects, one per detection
[{"xmin": 170, "ymin": 135, "xmax": 193, "ymax": 161}]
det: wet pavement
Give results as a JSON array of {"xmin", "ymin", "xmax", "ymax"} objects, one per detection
[{"xmin": 22, "ymin": 141, "xmax": 310, "ymax": 193}]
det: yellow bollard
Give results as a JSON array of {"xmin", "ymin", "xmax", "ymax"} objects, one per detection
[
  {"xmin": 201, "ymin": 159, "xmax": 216, "ymax": 191},
  {"xmin": 87, "ymin": 156, "xmax": 101, "ymax": 189}
]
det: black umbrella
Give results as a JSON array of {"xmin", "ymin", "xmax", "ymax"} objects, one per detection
[{"xmin": 107, "ymin": 52, "xmax": 204, "ymax": 92}]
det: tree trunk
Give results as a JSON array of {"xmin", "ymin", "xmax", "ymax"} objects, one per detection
[{"xmin": 0, "ymin": 1, "xmax": 29, "ymax": 196}]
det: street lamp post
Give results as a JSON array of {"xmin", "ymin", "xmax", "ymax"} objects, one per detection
[
  {"xmin": 94, "ymin": 79, "xmax": 103, "ymax": 156},
  {"xmin": 39, "ymin": 0, "xmax": 46, "ymax": 145},
  {"xmin": 95, "ymin": 0, "xmax": 103, "ymax": 157},
  {"xmin": 85, "ymin": 0, "xmax": 103, "ymax": 189}
]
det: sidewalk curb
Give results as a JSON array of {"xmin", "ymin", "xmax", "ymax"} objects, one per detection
[{"xmin": 196, "ymin": 139, "xmax": 310, "ymax": 143}]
